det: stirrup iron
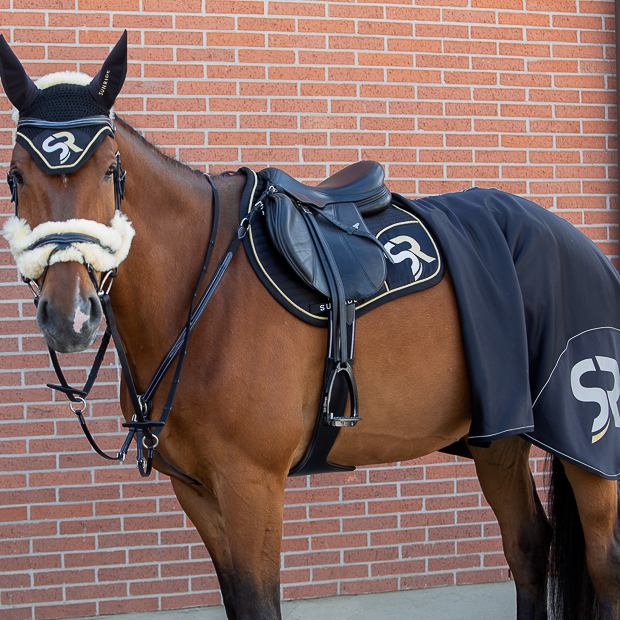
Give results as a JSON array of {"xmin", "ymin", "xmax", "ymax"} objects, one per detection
[{"xmin": 324, "ymin": 361, "xmax": 361, "ymax": 427}]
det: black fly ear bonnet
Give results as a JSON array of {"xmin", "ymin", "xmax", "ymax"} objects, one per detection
[
  {"xmin": 0, "ymin": 33, "xmax": 135, "ymax": 283},
  {"xmin": 0, "ymin": 31, "xmax": 127, "ymax": 174}
]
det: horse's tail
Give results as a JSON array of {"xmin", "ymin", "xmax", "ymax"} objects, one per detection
[{"xmin": 547, "ymin": 455, "xmax": 598, "ymax": 619}]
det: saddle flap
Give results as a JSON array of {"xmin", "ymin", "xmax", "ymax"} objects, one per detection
[
  {"xmin": 265, "ymin": 193, "xmax": 330, "ymax": 296},
  {"xmin": 315, "ymin": 202, "xmax": 387, "ymax": 300},
  {"xmin": 264, "ymin": 192, "xmax": 386, "ymax": 301}
]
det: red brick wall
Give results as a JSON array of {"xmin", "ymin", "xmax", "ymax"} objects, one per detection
[{"xmin": 0, "ymin": 1, "xmax": 616, "ymax": 618}]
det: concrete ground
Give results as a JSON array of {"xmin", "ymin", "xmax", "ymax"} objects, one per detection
[{"xmin": 73, "ymin": 580, "xmax": 516, "ymax": 620}]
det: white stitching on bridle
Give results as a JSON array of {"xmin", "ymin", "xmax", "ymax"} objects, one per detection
[{"xmin": 2, "ymin": 213, "xmax": 135, "ymax": 281}]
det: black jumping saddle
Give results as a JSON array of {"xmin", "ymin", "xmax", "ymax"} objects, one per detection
[
  {"xmin": 261, "ymin": 161, "xmax": 392, "ymax": 301},
  {"xmin": 256, "ymin": 161, "xmax": 394, "ymax": 475}
]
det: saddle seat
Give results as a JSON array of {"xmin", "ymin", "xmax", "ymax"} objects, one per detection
[{"xmin": 262, "ymin": 161, "xmax": 391, "ymax": 216}]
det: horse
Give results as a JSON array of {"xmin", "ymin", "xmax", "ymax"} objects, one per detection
[{"xmin": 1, "ymin": 34, "xmax": 620, "ymax": 620}]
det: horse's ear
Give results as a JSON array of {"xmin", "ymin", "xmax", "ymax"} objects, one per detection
[
  {"xmin": 0, "ymin": 35, "xmax": 40, "ymax": 111},
  {"xmin": 88, "ymin": 30, "xmax": 127, "ymax": 109}
]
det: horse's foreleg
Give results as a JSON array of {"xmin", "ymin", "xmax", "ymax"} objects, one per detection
[
  {"xmin": 215, "ymin": 468, "xmax": 286, "ymax": 620},
  {"xmin": 170, "ymin": 478, "xmax": 238, "ymax": 620},
  {"xmin": 561, "ymin": 461, "xmax": 620, "ymax": 619},
  {"xmin": 470, "ymin": 436, "xmax": 552, "ymax": 620}
]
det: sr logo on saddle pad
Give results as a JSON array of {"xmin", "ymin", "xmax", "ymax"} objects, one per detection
[
  {"xmin": 384, "ymin": 235, "xmax": 436, "ymax": 280},
  {"xmin": 377, "ymin": 220, "xmax": 440, "ymax": 295}
]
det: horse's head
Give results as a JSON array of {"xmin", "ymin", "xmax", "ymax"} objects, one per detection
[{"xmin": 0, "ymin": 33, "xmax": 134, "ymax": 353}]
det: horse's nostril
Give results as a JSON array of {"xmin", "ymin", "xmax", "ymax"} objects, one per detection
[
  {"xmin": 72, "ymin": 293, "xmax": 102, "ymax": 334},
  {"xmin": 36, "ymin": 297, "xmax": 53, "ymax": 330},
  {"xmin": 88, "ymin": 292, "xmax": 103, "ymax": 322},
  {"xmin": 37, "ymin": 298, "xmax": 48, "ymax": 322},
  {"xmin": 35, "ymin": 289, "xmax": 103, "ymax": 353}
]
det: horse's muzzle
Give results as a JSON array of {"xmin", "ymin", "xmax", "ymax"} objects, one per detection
[{"xmin": 36, "ymin": 264, "xmax": 104, "ymax": 353}]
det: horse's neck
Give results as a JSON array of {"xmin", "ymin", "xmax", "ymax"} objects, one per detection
[{"xmin": 110, "ymin": 121, "xmax": 231, "ymax": 391}]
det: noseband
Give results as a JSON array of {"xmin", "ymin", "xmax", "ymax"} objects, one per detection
[{"xmin": 5, "ymin": 142, "xmax": 129, "ymax": 298}]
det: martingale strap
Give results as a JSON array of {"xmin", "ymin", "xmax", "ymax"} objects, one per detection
[
  {"xmin": 117, "ymin": 176, "xmax": 269, "ymax": 477},
  {"xmin": 139, "ymin": 178, "xmax": 271, "ymax": 404},
  {"xmin": 43, "ymin": 174, "xmax": 270, "ymax": 482}
]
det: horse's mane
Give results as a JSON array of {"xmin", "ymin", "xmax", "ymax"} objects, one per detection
[{"xmin": 114, "ymin": 115, "xmax": 239, "ymax": 181}]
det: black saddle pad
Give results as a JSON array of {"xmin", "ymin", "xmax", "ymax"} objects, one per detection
[{"xmin": 240, "ymin": 169, "xmax": 444, "ymax": 327}]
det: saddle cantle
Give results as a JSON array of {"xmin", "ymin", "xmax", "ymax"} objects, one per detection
[{"xmin": 262, "ymin": 160, "xmax": 392, "ymax": 216}]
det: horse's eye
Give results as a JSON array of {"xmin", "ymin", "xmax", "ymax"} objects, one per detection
[
  {"xmin": 10, "ymin": 170, "xmax": 24, "ymax": 185},
  {"xmin": 104, "ymin": 165, "xmax": 116, "ymax": 179}
]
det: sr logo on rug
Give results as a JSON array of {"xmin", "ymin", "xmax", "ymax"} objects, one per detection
[
  {"xmin": 571, "ymin": 356, "xmax": 620, "ymax": 443},
  {"xmin": 529, "ymin": 327, "xmax": 620, "ymax": 477}
]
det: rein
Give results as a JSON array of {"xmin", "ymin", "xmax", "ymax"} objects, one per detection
[{"xmin": 10, "ymin": 164, "xmax": 271, "ymax": 481}]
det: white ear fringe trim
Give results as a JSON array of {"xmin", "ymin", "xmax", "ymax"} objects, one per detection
[
  {"xmin": 2, "ymin": 213, "xmax": 135, "ymax": 281},
  {"xmin": 35, "ymin": 71, "xmax": 93, "ymax": 90}
]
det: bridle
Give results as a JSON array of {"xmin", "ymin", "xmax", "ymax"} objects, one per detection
[{"xmin": 8, "ymin": 133, "xmax": 271, "ymax": 482}]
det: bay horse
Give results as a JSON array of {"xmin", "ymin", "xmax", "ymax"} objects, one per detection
[{"xmin": 2, "ymin": 34, "xmax": 620, "ymax": 620}]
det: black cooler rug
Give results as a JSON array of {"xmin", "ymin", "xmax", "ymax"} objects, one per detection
[
  {"xmin": 395, "ymin": 188, "xmax": 620, "ymax": 480},
  {"xmin": 241, "ymin": 169, "xmax": 620, "ymax": 480}
]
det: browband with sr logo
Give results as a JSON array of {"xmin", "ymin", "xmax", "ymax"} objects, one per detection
[{"xmin": 16, "ymin": 115, "xmax": 115, "ymax": 174}]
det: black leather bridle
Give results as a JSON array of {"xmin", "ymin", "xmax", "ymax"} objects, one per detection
[
  {"xmin": 9, "ymin": 157, "xmax": 271, "ymax": 482},
  {"xmin": 7, "ymin": 148, "xmax": 126, "ymax": 297}
]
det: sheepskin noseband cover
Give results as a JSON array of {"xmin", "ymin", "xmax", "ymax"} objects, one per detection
[
  {"xmin": 16, "ymin": 82, "xmax": 114, "ymax": 174},
  {"xmin": 2, "ymin": 213, "xmax": 135, "ymax": 281}
]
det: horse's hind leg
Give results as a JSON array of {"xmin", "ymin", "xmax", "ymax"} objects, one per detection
[
  {"xmin": 561, "ymin": 461, "xmax": 620, "ymax": 619},
  {"xmin": 470, "ymin": 436, "xmax": 552, "ymax": 620},
  {"xmin": 170, "ymin": 478, "xmax": 238, "ymax": 620}
]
